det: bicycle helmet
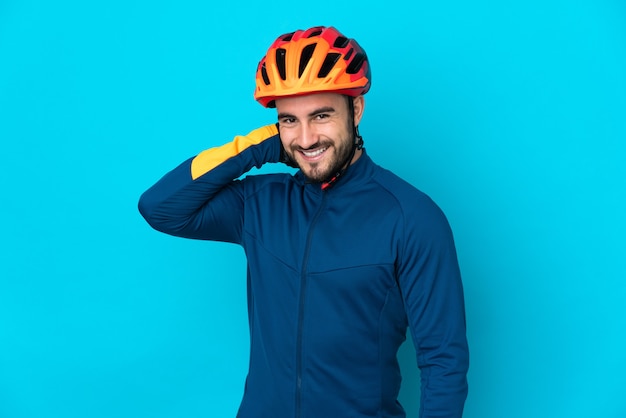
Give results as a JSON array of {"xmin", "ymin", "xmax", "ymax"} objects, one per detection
[{"xmin": 254, "ymin": 26, "xmax": 371, "ymax": 108}]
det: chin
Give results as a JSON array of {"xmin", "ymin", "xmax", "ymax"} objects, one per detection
[
  {"xmin": 293, "ymin": 150, "xmax": 343, "ymax": 183},
  {"xmin": 304, "ymin": 165, "xmax": 337, "ymax": 183}
]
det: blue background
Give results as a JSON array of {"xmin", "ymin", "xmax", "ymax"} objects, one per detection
[{"xmin": 1, "ymin": 1, "xmax": 625, "ymax": 417}]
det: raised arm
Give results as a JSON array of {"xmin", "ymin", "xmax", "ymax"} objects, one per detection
[{"xmin": 138, "ymin": 124, "xmax": 282, "ymax": 243}]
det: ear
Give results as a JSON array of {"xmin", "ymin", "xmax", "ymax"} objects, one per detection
[{"xmin": 352, "ymin": 95, "xmax": 365, "ymax": 126}]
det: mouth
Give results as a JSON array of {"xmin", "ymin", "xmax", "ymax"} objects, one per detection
[{"xmin": 298, "ymin": 146, "xmax": 328, "ymax": 161}]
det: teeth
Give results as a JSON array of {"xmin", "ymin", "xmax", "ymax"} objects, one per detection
[{"xmin": 302, "ymin": 147, "xmax": 327, "ymax": 157}]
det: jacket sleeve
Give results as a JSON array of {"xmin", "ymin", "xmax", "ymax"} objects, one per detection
[
  {"xmin": 397, "ymin": 195, "xmax": 469, "ymax": 418},
  {"xmin": 138, "ymin": 124, "xmax": 282, "ymax": 243}
]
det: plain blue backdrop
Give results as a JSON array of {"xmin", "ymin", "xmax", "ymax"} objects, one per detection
[{"xmin": 1, "ymin": 1, "xmax": 625, "ymax": 417}]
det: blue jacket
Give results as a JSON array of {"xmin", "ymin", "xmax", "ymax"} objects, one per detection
[{"xmin": 138, "ymin": 125, "xmax": 469, "ymax": 418}]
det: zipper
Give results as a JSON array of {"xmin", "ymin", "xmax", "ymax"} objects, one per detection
[{"xmin": 295, "ymin": 191, "xmax": 327, "ymax": 418}]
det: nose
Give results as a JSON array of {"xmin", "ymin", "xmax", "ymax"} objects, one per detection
[{"xmin": 296, "ymin": 122, "xmax": 318, "ymax": 149}]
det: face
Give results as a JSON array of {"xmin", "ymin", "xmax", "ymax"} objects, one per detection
[{"xmin": 276, "ymin": 93, "xmax": 364, "ymax": 183}]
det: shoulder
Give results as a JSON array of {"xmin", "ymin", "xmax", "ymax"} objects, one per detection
[
  {"xmin": 372, "ymin": 166, "xmax": 442, "ymax": 214},
  {"xmin": 370, "ymin": 165, "xmax": 453, "ymax": 237}
]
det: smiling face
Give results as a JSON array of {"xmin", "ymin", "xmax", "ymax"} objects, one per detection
[{"xmin": 276, "ymin": 93, "xmax": 365, "ymax": 183}]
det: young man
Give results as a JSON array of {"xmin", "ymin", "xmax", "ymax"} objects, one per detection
[{"xmin": 139, "ymin": 26, "xmax": 469, "ymax": 418}]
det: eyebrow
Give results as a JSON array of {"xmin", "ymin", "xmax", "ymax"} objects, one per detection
[{"xmin": 277, "ymin": 106, "xmax": 336, "ymax": 120}]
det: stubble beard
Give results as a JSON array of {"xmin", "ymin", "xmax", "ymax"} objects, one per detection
[{"xmin": 290, "ymin": 133, "xmax": 354, "ymax": 183}]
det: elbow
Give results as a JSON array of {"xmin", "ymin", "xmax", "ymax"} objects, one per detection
[
  {"xmin": 137, "ymin": 191, "xmax": 192, "ymax": 236},
  {"xmin": 137, "ymin": 191, "xmax": 164, "ymax": 232}
]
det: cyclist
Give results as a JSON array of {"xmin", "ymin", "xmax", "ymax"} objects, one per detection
[{"xmin": 139, "ymin": 25, "xmax": 469, "ymax": 418}]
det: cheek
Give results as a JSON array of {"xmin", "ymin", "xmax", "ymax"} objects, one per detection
[
  {"xmin": 278, "ymin": 128, "xmax": 293, "ymax": 147},
  {"xmin": 280, "ymin": 136, "xmax": 293, "ymax": 151},
  {"xmin": 280, "ymin": 136, "xmax": 300, "ymax": 156},
  {"xmin": 315, "ymin": 124, "xmax": 343, "ymax": 141}
]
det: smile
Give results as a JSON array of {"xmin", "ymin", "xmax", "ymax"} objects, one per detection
[{"xmin": 300, "ymin": 147, "xmax": 328, "ymax": 158}]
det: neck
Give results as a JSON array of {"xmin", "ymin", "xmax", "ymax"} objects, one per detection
[
  {"xmin": 320, "ymin": 143, "xmax": 363, "ymax": 191},
  {"xmin": 351, "ymin": 148, "xmax": 363, "ymax": 165}
]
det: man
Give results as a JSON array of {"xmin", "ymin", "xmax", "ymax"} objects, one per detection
[{"xmin": 139, "ymin": 26, "xmax": 469, "ymax": 418}]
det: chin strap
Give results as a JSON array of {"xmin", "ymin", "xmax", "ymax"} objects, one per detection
[{"xmin": 320, "ymin": 126, "xmax": 363, "ymax": 191}]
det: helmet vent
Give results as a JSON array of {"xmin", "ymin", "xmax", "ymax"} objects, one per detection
[
  {"xmin": 346, "ymin": 52, "xmax": 366, "ymax": 74},
  {"xmin": 282, "ymin": 33, "xmax": 294, "ymax": 42},
  {"xmin": 318, "ymin": 53, "xmax": 341, "ymax": 78},
  {"xmin": 298, "ymin": 44, "xmax": 317, "ymax": 78},
  {"xmin": 344, "ymin": 47, "xmax": 354, "ymax": 61},
  {"xmin": 333, "ymin": 36, "xmax": 349, "ymax": 48},
  {"xmin": 307, "ymin": 29, "xmax": 323, "ymax": 38},
  {"xmin": 276, "ymin": 48, "xmax": 287, "ymax": 80},
  {"xmin": 260, "ymin": 63, "xmax": 270, "ymax": 85}
]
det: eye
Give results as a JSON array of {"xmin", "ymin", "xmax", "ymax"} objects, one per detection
[
  {"xmin": 279, "ymin": 117, "xmax": 297, "ymax": 126},
  {"xmin": 314, "ymin": 113, "xmax": 329, "ymax": 120}
]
